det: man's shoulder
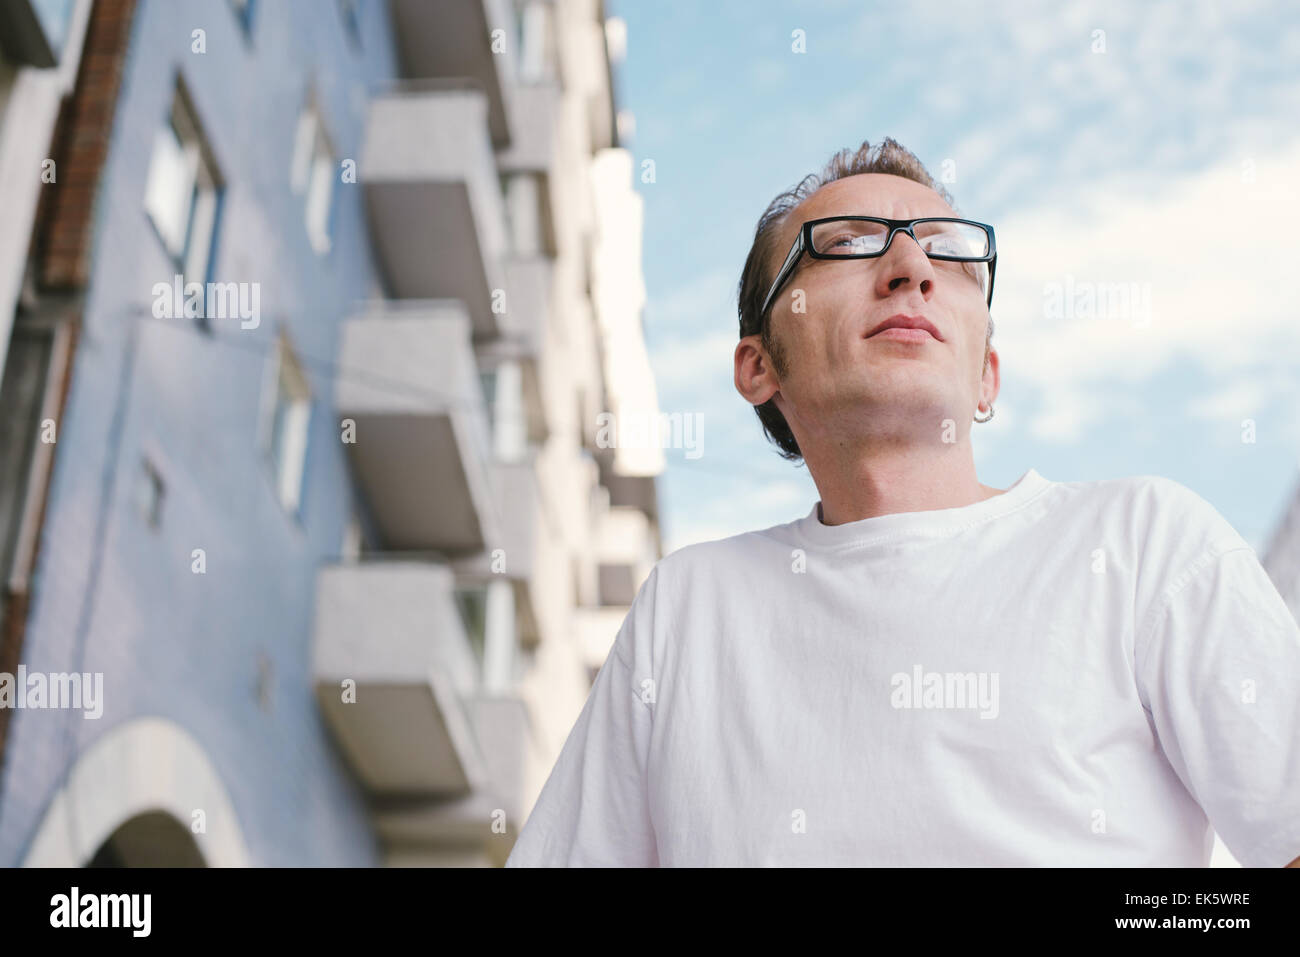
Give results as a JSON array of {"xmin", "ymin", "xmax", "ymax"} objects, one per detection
[
  {"xmin": 1046, "ymin": 472, "xmax": 1253, "ymax": 582},
  {"xmin": 640, "ymin": 514, "xmax": 807, "ymax": 597},
  {"xmin": 1086, "ymin": 472, "xmax": 1247, "ymax": 549}
]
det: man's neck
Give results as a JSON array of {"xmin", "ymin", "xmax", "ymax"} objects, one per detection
[{"xmin": 805, "ymin": 441, "xmax": 1002, "ymax": 526}]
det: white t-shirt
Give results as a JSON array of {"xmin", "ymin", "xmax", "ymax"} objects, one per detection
[{"xmin": 506, "ymin": 468, "xmax": 1300, "ymax": 867}]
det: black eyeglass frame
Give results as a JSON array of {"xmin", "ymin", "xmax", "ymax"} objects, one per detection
[{"xmin": 759, "ymin": 215, "xmax": 998, "ymax": 320}]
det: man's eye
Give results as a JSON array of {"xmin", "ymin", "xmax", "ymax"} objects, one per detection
[
  {"xmin": 923, "ymin": 236, "xmax": 966, "ymax": 255},
  {"xmin": 827, "ymin": 234, "xmax": 879, "ymax": 252}
]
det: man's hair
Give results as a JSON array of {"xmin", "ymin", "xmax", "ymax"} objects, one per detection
[{"xmin": 736, "ymin": 137, "xmax": 994, "ymax": 462}]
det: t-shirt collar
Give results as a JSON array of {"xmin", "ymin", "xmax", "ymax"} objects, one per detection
[{"xmin": 794, "ymin": 468, "xmax": 1052, "ymax": 548}]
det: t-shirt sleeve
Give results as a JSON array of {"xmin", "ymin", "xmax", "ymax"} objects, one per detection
[
  {"xmin": 1135, "ymin": 542, "xmax": 1300, "ymax": 867},
  {"xmin": 504, "ymin": 580, "xmax": 659, "ymax": 867}
]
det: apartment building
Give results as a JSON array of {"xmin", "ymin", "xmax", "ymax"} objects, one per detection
[{"xmin": 0, "ymin": 0, "xmax": 661, "ymax": 868}]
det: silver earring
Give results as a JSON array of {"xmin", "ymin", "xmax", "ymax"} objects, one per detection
[{"xmin": 974, "ymin": 404, "xmax": 994, "ymax": 423}]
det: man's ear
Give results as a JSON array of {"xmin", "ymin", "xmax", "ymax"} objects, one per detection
[
  {"xmin": 980, "ymin": 342, "xmax": 1000, "ymax": 410},
  {"xmin": 735, "ymin": 335, "xmax": 780, "ymax": 406}
]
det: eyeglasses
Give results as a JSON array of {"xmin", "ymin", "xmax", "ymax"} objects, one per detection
[{"xmin": 759, "ymin": 215, "xmax": 998, "ymax": 319}]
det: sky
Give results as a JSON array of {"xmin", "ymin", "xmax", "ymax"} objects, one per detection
[{"xmin": 604, "ymin": 0, "xmax": 1300, "ymax": 557}]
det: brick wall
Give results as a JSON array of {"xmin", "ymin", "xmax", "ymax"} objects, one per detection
[{"xmin": 37, "ymin": 0, "xmax": 137, "ymax": 291}]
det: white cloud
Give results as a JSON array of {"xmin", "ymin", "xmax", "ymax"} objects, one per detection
[
  {"xmin": 1186, "ymin": 377, "xmax": 1287, "ymax": 425},
  {"xmin": 837, "ymin": 0, "xmax": 1297, "ymax": 225},
  {"xmin": 646, "ymin": 266, "xmax": 737, "ymax": 330},
  {"xmin": 990, "ymin": 140, "xmax": 1300, "ymax": 441},
  {"xmin": 649, "ymin": 327, "xmax": 737, "ymax": 394}
]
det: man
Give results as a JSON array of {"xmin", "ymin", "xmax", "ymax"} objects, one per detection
[{"xmin": 506, "ymin": 138, "xmax": 1300, "ymax": 867}]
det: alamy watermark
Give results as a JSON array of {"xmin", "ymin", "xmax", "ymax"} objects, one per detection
[
  {"xmin": 152, "ymin": 275, "xmax": 260, "ymax": 329},
  {"xmin": 0, "ymin": 666, "xmax": 103, "ymax": 719},
  {"xmin": 1043, "ymin": 274, "xmax": 1152, "ymax": 328},
  {"xmin": 890, "ymin": 665, "xmax": 999, "ymax": 719},
  {"xmin": 595, "ymin": 410, "xmax": 703, "ymax": 459},
  {"xmin": 50, "ymin": 887, "xmax": 150, "ymax": 937}
]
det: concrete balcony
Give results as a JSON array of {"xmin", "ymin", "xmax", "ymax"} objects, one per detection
[
  {"xmin": 359, "ymin": 88, "xmax": 507, "ymax": 338},
  {"xmin": 312, "ymin": 562, "xmax": 490, "ymax": 796},
  {"xmin": 388, "ymin": 0, "xmax": 518, "ymax": 147},
  {"xmin": 475, "ymin": 255, "xmax": 551, "ymax": 443},
  {"xmin": 335, "ymin": 301, "xmax": 499, "ymax": 554},
  {"xmin": 495, "ymin": 82, "xmax": 558, "ymax": 176},
  {"xmin": 496, "ymin": 256, "xmax": 550, "ymax": 360},
  {"xmin": 372, "ymin": 692, "xmax": 538, "ymax": 852},
  {"xmin": 450, "ymin": 456, "xmax": 555, "ymax": 649},
  {"xmin": 604, "ymin": 471, "xmax": 660, "ymax": 525},
  {"xmin": 495, "ymin": 82, "xmax": 560, "ymax": 255},
  {"xmin": 595, "ymin": 505, "xmax": 657, "ymax": 606}
]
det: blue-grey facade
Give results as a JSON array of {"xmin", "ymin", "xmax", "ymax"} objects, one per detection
[{"xmin": 0, "ymin": 0, "xmax": 402, "ymax": 866}]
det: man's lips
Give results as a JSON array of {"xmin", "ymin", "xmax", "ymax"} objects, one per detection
[{"xmin": 865, "ymin": 314, "xmax": 944, "ymax": 341}]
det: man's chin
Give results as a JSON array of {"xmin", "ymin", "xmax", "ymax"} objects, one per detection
[{"xmin": 843, "ymin": 380, "xmax": 958, "ymax": 415}]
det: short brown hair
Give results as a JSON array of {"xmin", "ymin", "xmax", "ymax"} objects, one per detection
[{"xmin": 736, "ymin": 137, "xmax": 993, "ymax": 461}]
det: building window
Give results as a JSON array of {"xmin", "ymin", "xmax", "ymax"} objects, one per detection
[
  {"xmin": 228, "ymin": 0, "xmax": 254, "ymax": 34},
  {"xmin": 0, "ymin": 318, "xmax": 68, "ymax": 594},
  {"xmin": 264, "ymin": 340, "xmax": 312, "ymax": 515},
  {"xmin": 482, "ymin": 361, "xmax": 526, "ymax": 462},
  {"xmin": 500, "ymin": 172, "xmax": 554, "ymax": 257},
  {"xmin": 478, "ymin": 368, "xmax": 497, "ymax": 419},
  {"xmin": 453, "ymin": 585, "xmax": 488, "ymax": 676},
  {"xmin": 517, "ymin": 1, "xmax": 556, "ymax": 83},
  {"xmin": 290, "ymin": 105, "xmax": 335, "ymax": 256},
  {"xmin": 502, "ymin": 173, "xmax": 538, "ymax": 255},
  {"xmin": 143, "ymin": 80, "xmax": 222, "ymax": 293}
]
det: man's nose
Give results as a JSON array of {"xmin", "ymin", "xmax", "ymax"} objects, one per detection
[{"xmin": 873, "ymin": 231, "xmax": 936, "ymax": 301}]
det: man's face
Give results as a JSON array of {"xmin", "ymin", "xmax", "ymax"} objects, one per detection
[{"xmin": 739, "ymin": 173, "xmax": 999, "ymax": 448}]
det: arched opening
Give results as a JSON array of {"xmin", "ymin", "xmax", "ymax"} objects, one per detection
[
  {"xmin": 86, "ymin": 810, "xmax": 207, "ymax": 867},
  {"xmin": 24, "ymin": 717, "xmax": 250, "ymax": 867}
]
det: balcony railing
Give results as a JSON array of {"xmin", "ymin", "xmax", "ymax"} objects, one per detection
[
  {"xmin": 335, "ymin": 300, "xmax": 500, "ymax": 554},
  {"xmin": 387, "ymin": 0, "xmax": 518, "ymax": 147},
  {"xmin": 312, "ymin": 561, "xmax": 489, "ymax": 795},
  {"xmin": 359, "ymin": 89, "xmax": 507, "ymax": 338}
]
